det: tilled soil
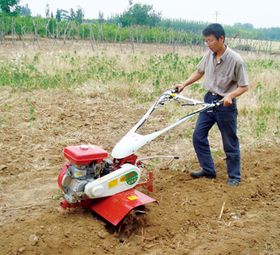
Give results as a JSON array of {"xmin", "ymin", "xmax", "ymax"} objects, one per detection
[{"xmin": 1, "ymin": 86, "xmax": 280, "ymax": 255}]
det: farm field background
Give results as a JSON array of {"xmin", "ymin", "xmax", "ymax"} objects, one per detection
[{"xmin": 0, "ymin": 40, "xmax": 280, "ymax": 254}]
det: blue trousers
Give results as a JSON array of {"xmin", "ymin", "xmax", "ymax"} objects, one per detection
[{"xmin": 192, "ymin": 92, "xmax": 240, "ymax": 181}]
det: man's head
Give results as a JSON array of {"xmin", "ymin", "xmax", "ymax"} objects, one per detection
[{"xmin": 202, "ymin": 23, "xmax": 225, "ymax": 53}]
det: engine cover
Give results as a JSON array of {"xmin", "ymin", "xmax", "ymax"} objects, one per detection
[
  {"xmin": 64, "ymin": 144, "xmax": 108, "ymax": 165},
  {"xmin": 84, "ymin": 163, "xmax": 141, "ymax": 199}
]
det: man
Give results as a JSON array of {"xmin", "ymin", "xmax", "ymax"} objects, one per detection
[{"xmin": 176, "ymin": 23, "xmax": 249, "ymax": 186}]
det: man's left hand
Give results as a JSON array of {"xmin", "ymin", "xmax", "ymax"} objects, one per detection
[{"xmin": 222, "ymin": 95, "xmax": 233, "ymax": 106}]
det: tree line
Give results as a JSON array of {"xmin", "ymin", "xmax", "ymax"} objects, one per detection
[{"xmin": 0, "ymin": 0, "xmax": 279, "ymax": 42}]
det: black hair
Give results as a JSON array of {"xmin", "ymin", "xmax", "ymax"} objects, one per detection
[{"xmin": 202, "ymin": 23, "xmax": 225, "ymax": 40}]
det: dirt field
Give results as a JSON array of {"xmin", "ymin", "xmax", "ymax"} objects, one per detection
[{"xmin": 1, "ymin": 84, "xmax": 280, "ymax": 255}]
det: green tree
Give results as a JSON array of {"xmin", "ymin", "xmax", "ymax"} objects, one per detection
[
  {"xmin": 59, "ymin": 9, "xmax": 69, "ymax": 20},
  {"xmin": 234, "ymin": 23, "xmax": 254, "ymax": 29},
  {"xmin": 119, "ymin": 3, "xmax": 161, "ymax": 27},
  {"xmin": 0, "ymin": 0, "xmax": 19, "ymax": 14},
  {"xmin": 55, "ymin": 9, "xmax": 61, "ymax": 22},
  {"xmin": 45, "ymin": 3, "xmax": 50, "ymax": 18},
  {"xmin": 19, "ymin": 3, "xmax": 31, "ymax": 16},
  {"xmin": 76, "ymin": 7, "xmax": 84, "ymax": 24},
  {"xmin": 69, "ymin": 8, "xmax": 75, "ymax": 20},
  {"xmin": 98, "ymin": 11, "xmax": 104, "ymax": 23}
]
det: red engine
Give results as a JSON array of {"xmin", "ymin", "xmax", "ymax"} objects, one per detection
[
  {"xmin": 58, "ymin": 145, "xmax": 112, "ymax": 204},
  {"xmin": 64, "ymin": 144, "xmax": 108, "ymax": 165}
]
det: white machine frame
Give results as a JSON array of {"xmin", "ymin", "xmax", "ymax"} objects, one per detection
[{"xmin": 112, "ymin": 89, "xmax": 221, "ymax": 159}]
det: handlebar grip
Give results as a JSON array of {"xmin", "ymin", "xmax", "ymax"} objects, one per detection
[
  {"xmin": 213, "ymin": 99, "xmax": 223, "ymax": 107},
  {"xmin": 172, "ymin": 87, "xmax": 179, "ymax": 93}
]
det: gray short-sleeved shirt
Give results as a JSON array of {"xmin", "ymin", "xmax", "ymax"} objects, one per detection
[{"xmin": 196, "ymin": 46, "xmax": 249, "ymax": 96}]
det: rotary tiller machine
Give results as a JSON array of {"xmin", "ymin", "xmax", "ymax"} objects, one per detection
[{"xmin": 57, "ymin": 89, "xmax": 221, "ymax": 226}]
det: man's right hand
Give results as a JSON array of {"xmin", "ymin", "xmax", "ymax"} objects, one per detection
[
  {"xmin": 175, "ymin": 84, "xmax": 185, "ymax": 93},
  {"xmin": 174, "ymin": 71, "xmax": 203, "ymax": 94}
]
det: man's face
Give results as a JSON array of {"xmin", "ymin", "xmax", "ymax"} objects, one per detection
[{"xmin": 204, "ymin": 34, "xmax": 224, "ymax": 53}]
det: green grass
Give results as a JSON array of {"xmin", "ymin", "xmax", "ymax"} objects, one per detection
[
  {"xmin": 0, "ymin": 47, "xmax": 279, "ymax": 141},
  {"xmin": 0, "ymin": 52, "xmax": 201, "ymax": 90},
  {"xmin": 2, "ymin": 52, "xmax": 278, "ymax": 95}
]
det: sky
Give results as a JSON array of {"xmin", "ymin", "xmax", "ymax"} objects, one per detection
[{"xmin": 20, "ymin": 0, "xmax": 279, "ymax": 28}]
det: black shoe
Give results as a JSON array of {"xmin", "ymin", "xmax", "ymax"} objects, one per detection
[
  {"xmin": 190, "ymin": 170, "xmax": 216, "ymax": 179},
  {"xmin": 227, "ymin": 179, "xmax": 240, "ymax": 186}
]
